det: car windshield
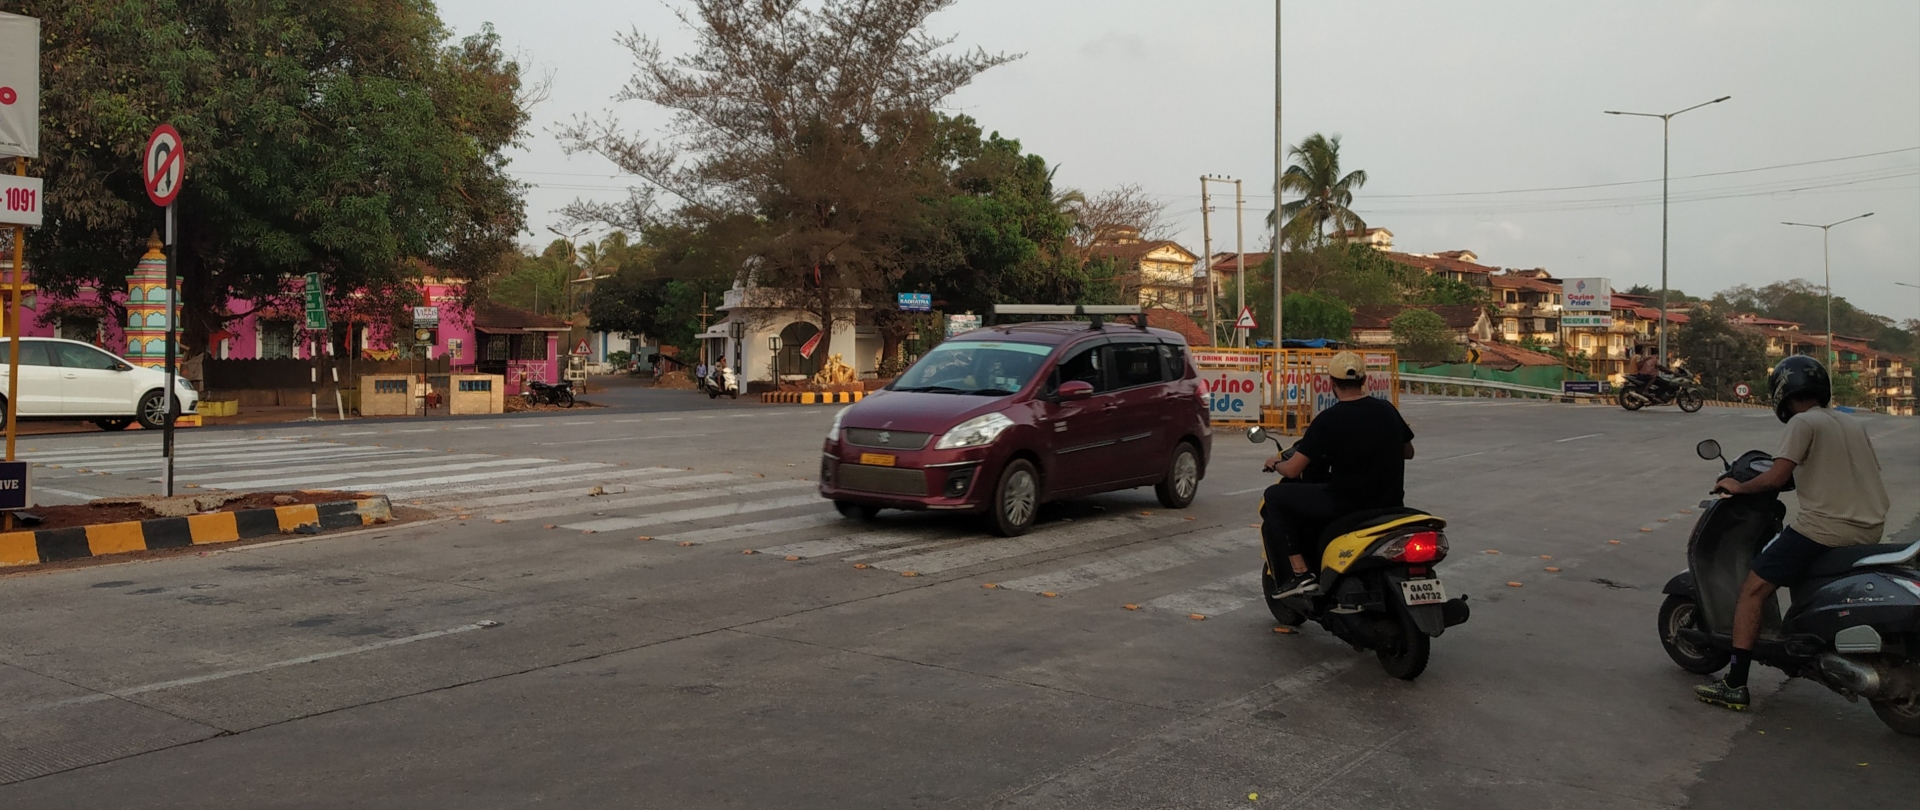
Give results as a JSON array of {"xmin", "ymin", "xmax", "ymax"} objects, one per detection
[{"xmin": 892, "ymin": 340, "xmax": 1052, "ymax": 395}]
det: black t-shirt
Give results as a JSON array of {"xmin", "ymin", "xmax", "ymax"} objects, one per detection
[{"xmin": 1295, "ymin": 395, "xmax": 1415, "ymax": 512}]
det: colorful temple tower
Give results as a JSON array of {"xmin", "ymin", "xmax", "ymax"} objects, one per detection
[{"xmin": 124, "ymin": 233, "xmax": 173, "ymax": 368}]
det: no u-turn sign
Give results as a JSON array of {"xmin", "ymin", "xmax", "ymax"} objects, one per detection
[{"xmin": 143, "ymin": 124, "xmax": 184, "ymax": 207}]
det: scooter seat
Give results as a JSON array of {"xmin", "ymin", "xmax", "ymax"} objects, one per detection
[
  {"xmin": 1317, "ymin": 507, "xmax": 1440, "ymax": 543},
  {"xmin": 1804, "ymin": 543, "xmax": 1912, "ymax": 580}
]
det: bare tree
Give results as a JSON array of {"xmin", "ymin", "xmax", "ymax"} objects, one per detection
[
  {"xmin": 558, "ymin": 0, "xmax": 1016, "ymax": 349},
  {"xmin": 1065, "ymin": 183, "xmax": 1171, "ymax": 258}
]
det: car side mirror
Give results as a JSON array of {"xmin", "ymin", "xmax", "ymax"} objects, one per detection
[
  {"xmin": 113, "ymin": 363, "xmax": 132, "ymax": 372},
  {"xmin": 1056, "ymin": 380, "xmax": 1094, "ymax": 401},
  {"xmin": 1695, "ymin": 439, "xmax": 1722, "ymax": 461}
]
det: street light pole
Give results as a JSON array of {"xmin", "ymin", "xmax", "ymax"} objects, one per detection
[
  {"xmin": 547, "ymin": 225, "xmax": 591, "ymax": 316},
  {"xmin": 1605, "ymin": 95, "xmax": 1730, "ymax": 367},
  {"xmin": 1783, "ymin": 212, "xmax": 1874, "ymax": 367},
  {"xmin": 1272, "ymin": 0, "xmax": 1284, "ymax": 352}
]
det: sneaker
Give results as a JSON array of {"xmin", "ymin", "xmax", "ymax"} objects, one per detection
[
  {"xmin": 1272, "ymin": 571, "xmax": 1320, "ymax": 599},
  {"xmin": 1694, "ymin": 679, "xmax": 1750, "ymax": 711}
]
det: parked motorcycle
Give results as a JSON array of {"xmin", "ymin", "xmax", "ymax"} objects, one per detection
[
  {"xmin": 1619, "ymin": 366, "xmax": 1704, "ymax": 412},
  {"xmin": 1657, "ymin": 438, "xmax": 1920, "ymax": 735},
  {"xmin": 525, "ymin": 380, "xmax": 576, "ymax": 408},
  {"xmin": 704, "ymin": 366, "xmax": 740, "ymax": 399},
  {"xmin": 1248, "ymin": 427, "xmax": 1471, "ymax": 680}
]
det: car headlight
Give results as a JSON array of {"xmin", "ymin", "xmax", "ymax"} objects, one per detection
[
  {"xmin": 935, "ymin": 412, "xmax": 1015, "ymax": 450},
  {"xmin": 826, "ymin": 406, "xmax": 851, "ymax": 441}
]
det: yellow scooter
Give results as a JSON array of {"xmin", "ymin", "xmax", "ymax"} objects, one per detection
[{"xmin": 1248, "ymin": 427, "xmax": 1472, "ymax": 680}]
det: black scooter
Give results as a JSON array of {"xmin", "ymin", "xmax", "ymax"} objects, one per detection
[
  {"xmin": 1658, "ymin": 438, "xmax": 1920, "ymax": 735},
  {"xmin": 525, "ymin": 380, "xmax": 575, "ymax": 408}
]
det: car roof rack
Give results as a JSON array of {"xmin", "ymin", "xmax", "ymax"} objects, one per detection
[{"xmin": 989, "ymin": 304, "xmax": 1148, "ymax": 331}]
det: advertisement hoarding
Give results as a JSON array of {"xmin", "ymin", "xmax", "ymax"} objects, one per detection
[
  {"xmin": 0, "ymin": 13, "xmax": 39, "ymax": 159},
  {"xmin": 1562, "ymin": 278, "xmax": 1611, "ymax": 312}
]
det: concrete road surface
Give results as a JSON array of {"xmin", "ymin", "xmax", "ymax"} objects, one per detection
[{"xmin": 2, "ymin": 394, "xmax": 1915, "ymax": 808}]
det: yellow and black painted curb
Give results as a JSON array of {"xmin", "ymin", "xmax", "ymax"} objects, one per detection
[
  {"xmin": 0, "ymin": 495, "xmax": 393, "ymax": 569},
  {"xmin": 760, "ymin": 391, "xmax": 865, "ymax": 404}
]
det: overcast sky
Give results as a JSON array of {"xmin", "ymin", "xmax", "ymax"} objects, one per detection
[{"xmin": 441, "ymin": 0, "xmax": 1920, "ymax": 323}]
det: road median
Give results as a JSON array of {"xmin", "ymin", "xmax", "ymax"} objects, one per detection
[{"xmin": 0, "ymin": 494, "xmax": 393, "ymax": 569}]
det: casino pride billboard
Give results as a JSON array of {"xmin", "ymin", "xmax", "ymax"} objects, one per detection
[
  {"xmin": 0, "ymin": 13, "xmax": 39, "ymax": 159},
  {"xmin": 1562, "ymin": 278, "xmax": 1610, "ymax": 312}
]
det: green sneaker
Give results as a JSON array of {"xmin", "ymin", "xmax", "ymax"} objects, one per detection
[{"xmin": 1694, "ymin": 679, "xmax": 1750, "ymax": 711}]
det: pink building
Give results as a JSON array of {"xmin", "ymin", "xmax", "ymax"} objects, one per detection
[{"xmin": 5, "ymin": 242, "xmax": 568, "ymax": 395}]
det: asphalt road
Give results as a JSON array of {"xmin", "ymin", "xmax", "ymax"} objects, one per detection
[{"xmin": 1, "ymin": 392, "xmax": 1916, "ymax": 808}]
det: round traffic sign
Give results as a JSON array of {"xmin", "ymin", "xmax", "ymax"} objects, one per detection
[
  {"xmin": 1735, "ymin": 383, "xmax": 1752, "ymax": 398},
  {"xmin": 143, "ymin": 124, "xmax": 185, "ymax": 207}
]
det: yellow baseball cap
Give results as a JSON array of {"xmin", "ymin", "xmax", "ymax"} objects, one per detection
[{"xmin": 1329, "ymin": 351, "xmax": 1365, "ymax": 381}]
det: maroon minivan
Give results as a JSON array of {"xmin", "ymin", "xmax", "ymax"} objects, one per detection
[{"xmin": 819, "ymin": 319, "xmax": 1212, "ymax": 536}]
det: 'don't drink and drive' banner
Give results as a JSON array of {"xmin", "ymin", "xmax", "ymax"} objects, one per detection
[{"xmin": 0, "ymin": 12, "xmax": 39, "ymax": 160}]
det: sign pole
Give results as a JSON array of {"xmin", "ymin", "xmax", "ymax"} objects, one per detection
[
  {"xmin": 161, "ymin": 201, "xmax": 177, "ymax": 496},
  {"xmin": 4, "ymin": 157, "xmax": 22, "ymax": 530}
]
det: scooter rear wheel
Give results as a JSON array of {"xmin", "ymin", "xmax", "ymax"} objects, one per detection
[
  {"xmin": 1658, "ymin": 594, "xmax": 1730, "ymax": 674},
  {"xmin": 1871, "ymin": 697, "xmax": 1920, "ymax": 737},
  {"xmin": 1259, "ymin": 569, "xmax": 1306, "ymax": 627},
  {"xmin": 1377, "ymin": 609, "xmax": 1431, "ymax": 681}
]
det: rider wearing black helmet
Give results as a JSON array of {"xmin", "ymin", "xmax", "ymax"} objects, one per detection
[{"xmin": 1694, "ymin": 355, "xmax": 1890, "ymax": 711}]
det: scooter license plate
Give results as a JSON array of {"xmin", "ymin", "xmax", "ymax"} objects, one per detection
[
  {"xmin": 858, "ymin": 453, "xmax": 897, "ymax": 467},
  {"xmin": 1401, "ymin": 578, "xmax": 1446, "ymax": 606}
]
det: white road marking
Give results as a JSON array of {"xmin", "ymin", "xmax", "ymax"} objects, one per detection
[
  {"xmin": 994, "ymin": 529, "xmax": 1257, "ymax": 594},
  {"xmin": 74, "ymin": 446, "xmax": 426, "ymax": 473},
  {"xmin": 871, "ymin": 515, "xmax": 1181, "ymax": 575},
  {"xmin": 1224, "ymin": 485, "xmax": 1270, "ymax": 496},
  {"xmin": 534, "ymin": 433, "xmax": 708, "ymax": 445},
  {"xmin": 1, "ymin": 622, "xmax": 493, "ymax": 720},
  {"xmin": 672, "ymin": 512, "xmax": 855, "ymax": 548},
  {"xmin": 559, "ymin": 494, "xmax": 824, "ymax": 532},
  {"xmin": 340, "ymin": 463, "xmax": 617, "ymax": 493},
  {"xmin": 401, "ymin": 470, "xmax": 733, "ymax": 501},
  {"xmin": 431, "ymin": 468, "xmax": 688, "ymax": 508},
  {"xmin": 490, "ymin": 479, "xmax": 809, "ymax": 522},
  {"xmin": 1554, "ymin": 433, "xmax": 1604, "ymax": 443},
  {"xmin": 199, "ymin": 457, "xmax": 553, "ymax": 490},
  {"xmin": 756, "ymin": 529, "xmax": 931, "ymax": 559},
  {"xmin": 22, "ymin": 438, "xmax": 301, "ymax": 461},
  {"xmin": 1431, "ymin": 451, "xmax": 1487, "ymax": 461},
  {"xmin": 1144, "ymin": 571, "xmax": 1262, "ymax": 616}
]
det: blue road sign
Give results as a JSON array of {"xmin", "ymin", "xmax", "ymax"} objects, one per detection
[
  {"xmin": 897, "ymin": 292, "xmax": 932, "ymax": 312},
  {"xmin": 1562, "ymin": 380, "xmax": 1609, "ymax": 396},
  {"xmin": 0, "ymin": 460, "xmax": 28, "ymax": 511}
]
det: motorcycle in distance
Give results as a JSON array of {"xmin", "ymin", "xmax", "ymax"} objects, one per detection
[
  {"xmin": 1619, "ymin": 365, "xmax": 1704, "ymax": 413},
  {"xmin": 524, "ymin": 379, "xmax": 576, "ymax": 408},
  {"xmin": 702, "ymin": 365, "xmax": 740, "ymax": 399},
  {"xmin": 1247, "ymin": 427, "xmax": 1471, "ymax": 680},
  {"xmin": 1657, "ymin": 438, "xmax": 1920, "ymax": 735}
]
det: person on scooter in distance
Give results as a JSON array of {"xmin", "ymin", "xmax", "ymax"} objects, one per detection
[
  {"xmin": 1261, "ymin": 352, "xmax": 1417, "ymax": 598},
  {"xmin": 1694, "ymin": 355, "xmax": 1890, "ymax": 710},
  {"xmin": 1628, "ymin": 345, "xmax": 1665, "ymax": 398}
]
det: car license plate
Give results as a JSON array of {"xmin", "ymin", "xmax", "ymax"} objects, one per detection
[
  {"xmin": 1400, "ymin": 578, "xmax": 1446, "ymax": 606},
  {"xmin": 859, "ymin": 453, "xmax": 896, "ymax": 467}
]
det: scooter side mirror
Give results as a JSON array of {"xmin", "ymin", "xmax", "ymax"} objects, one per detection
[
  {"xmin": 1247, "ymin": 427, "xmax": 1268, "ymax": 444},
  {"xmin": 1695, "ymin": 439, "xmax": 1722, "ymax": 461}
]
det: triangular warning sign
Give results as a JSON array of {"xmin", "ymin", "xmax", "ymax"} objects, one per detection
[
  {"xmin": 572, "ymin": 338, "xmax": 590, "ymax": 356},
  {"xmin": 1234, "ymin": 305, "xmax": 1258, "ymax": 330}
]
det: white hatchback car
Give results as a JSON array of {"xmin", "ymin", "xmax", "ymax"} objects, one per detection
[{"xmin": 0, "ymin": 338, "xmax": 200, "ymax": 431}]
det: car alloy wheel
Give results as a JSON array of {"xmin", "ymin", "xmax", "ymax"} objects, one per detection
[
  {"xmin": 137, "ymin": 392, "xmax": 171, "ymax": 430},
  {"xmin": 991, "ymin": 459, "xmax": 1039, "ymax": 537}
]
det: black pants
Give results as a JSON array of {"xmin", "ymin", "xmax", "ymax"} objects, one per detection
[{"xmin": 1260, "ymin": 483, "xmax": 1343, "ymax": 572}]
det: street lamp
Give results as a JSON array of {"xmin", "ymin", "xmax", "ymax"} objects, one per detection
[
  {"xmin": 1782, "ymin": 213, "xmax": 1873, "ymax": 367},
  {"xmin": 1605, "ymin": 95, "xmax": 1731, "ymax": 367}
]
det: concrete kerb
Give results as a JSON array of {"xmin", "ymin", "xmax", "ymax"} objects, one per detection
[
  {"xmin": 760, "ymin": 391, "xmax": 865, "ymax": 405},
  {"xmin": 0, "ymin": 496, "xmax": 394, "ymax": 569}
]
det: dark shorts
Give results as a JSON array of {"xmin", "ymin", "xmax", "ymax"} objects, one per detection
[{"xmin": 1750, "ymin": 525, "xmax": 1828, "ymax": 586}]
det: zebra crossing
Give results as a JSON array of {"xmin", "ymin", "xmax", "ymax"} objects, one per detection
[{"xmin": 22, "ymin": 435, "xmax": 1280, "ymax": 621}]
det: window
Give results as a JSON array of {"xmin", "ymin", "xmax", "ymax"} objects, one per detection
[
  {"xmin": 0, "ymin": 341, "xmax": 53, "ymax": 366},
  {"xmin": 484, "ymin": 334, "xmax": 510, "ymax": 362},
  {"xmin": 1054, "ymin": 345, "xmax": 1106, "ymax": 391},
  {"xmin": 513, "ymin": 335, "xmax": 548, "ymax": 360},
  {"xmin": 1157, "ymin": 344, "xmax": 1188, "ymax": 379},
  {"xmin": 55, "ymin": 343, "xmax": 121, "ymax": 370},
  {"xmin": 894, "ymin": 341, "xmax": 1051, "ymax": 394},
  {"xmin": 1111, "ymin": 343, "xmax": 1165, "ymax": 388},
  {"xmin": 58, "ymin": 318, "xmax": 99, "ymax": 343},
  {"xmin": 261, "ymin": 320, "xmax": 295, "ymax": 359}
]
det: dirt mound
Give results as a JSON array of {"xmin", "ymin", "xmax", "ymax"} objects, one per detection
[{"xmin": 655, "ymin": 370, "xmax": 697, "ymax": 390}]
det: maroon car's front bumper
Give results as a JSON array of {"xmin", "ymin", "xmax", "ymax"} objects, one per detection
[{"xmin": 817, "ymin": 439, "xmax": 1004, "ymax": 512}]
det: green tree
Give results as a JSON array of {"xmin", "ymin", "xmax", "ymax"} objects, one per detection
[
  {"xmin": 25, "ymin": 1, "xmax": 533, "ymax": 350},
  {"xmin": 1673, "ymin": 305, "xmax": 1769, "ymax": 400},
  {"xmin": 1830, "ymin": 371, "xmax": 1873, "ymax": 408},
  {"xmin": 1276, "ymin": 133, "xmax": 1368, "ymax": 247},
  {"xmin": 558, "ymin": 0, "xmax": 1014, "ymax": 357},
  {"xmin": 1281, "ymin": 292, "xmax": 1353, "ymax": 341},
  {"xmin": 1716, "ymin": 280, "xmax": 1915, "ymax": 357},
  {"xmin": 1391, "ymin": 309, "xmax": 1460, "ymax": 363}
]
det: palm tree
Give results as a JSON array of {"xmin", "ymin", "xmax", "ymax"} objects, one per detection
[{"xmin": 1273, "ymin": 133, "xmax": 1368, "ymax": 247}]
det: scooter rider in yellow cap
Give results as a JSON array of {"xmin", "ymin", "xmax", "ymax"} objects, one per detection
[{"xmin": 1261, "ymin": 351, "xmax": 1417, "ymax": 598}]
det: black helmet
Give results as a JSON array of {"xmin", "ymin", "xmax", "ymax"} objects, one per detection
[{"xmin": 1767, "ymin": 355, "xmax": 1831, "ymax": 423}]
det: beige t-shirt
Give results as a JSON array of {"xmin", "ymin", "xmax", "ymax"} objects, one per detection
[{"xmin": 1777, "ymin": 407, "xmax": 1889, "ymax": 546}]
